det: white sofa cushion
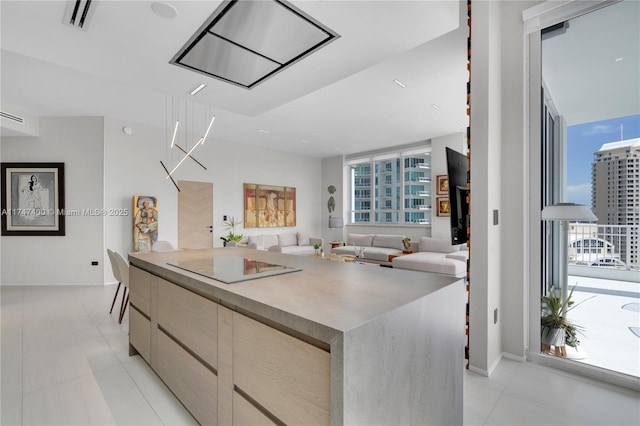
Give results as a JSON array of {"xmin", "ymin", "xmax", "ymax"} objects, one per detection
[
  {"xmin": 392, "ymin": 252, "xmax": 466, "ymax": 278},
  {"xmin": 419, "ymin": 237, "xmax": 460, "ymax": 253},
  {"xmin": 363, "ymin": 247, "xmax": 402, "ymax": 262},
  {"xmin": 446, "ymin": 251, "xmax": 469, "ymax": 262},
  {"xmin": 278, "ymin": 232, "xmax": 298, "ymax": 247},
  {"xmin": 247, "ymin": 234, "xmax": 263, "ymax": 247},
  {"xmin": 297, "ymin": 231, "xmax": 310, "ymax": 246},
  {"xmin": 279, "ymin": 245, "xmax": 315, "ymax": 255},
  {"xmin": 372, "ymin": 234, "xmax": 405, "ymax": 251},
  {"xmin": 263, "ymin": 235, "xmax": 279, "ymax": 250},
  {"xmin": 347, "ymin": 233, "xmax": 374, "ymax": 247}
]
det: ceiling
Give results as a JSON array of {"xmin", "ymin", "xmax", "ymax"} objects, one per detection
[
  {"xmin": 541, "ymin": 0, "xmax": 640, "ymax": 126},
  {"xmin": 4, "ymin": 1, "xmax": 635, "ymax": 159},
  {"xmin": 0, "ymin": 0, "xmax": 468, "ymax": 158}
]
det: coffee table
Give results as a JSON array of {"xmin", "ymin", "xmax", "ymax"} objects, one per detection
[{"xmin": 303, "ymin": 253, "xmax": 355, "ymax": 262}]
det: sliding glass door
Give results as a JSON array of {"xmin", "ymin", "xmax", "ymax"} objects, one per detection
[{"xmin": 527, "ymin": 0, "xmax": 640, "ymax": 389}]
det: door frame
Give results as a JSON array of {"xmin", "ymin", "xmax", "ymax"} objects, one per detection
[{"xmin": 524, "ymin": 0, "xmax": 639, "ymax": 391}]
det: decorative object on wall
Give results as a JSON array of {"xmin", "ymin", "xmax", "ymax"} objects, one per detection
[
  {"xmin": 133, "ymin": 196, "xmax": 158, "ymax": 252},
  {"xmin": 243, "ymin": 183, "xmax": 257, "ymax": 228},
  {"xmin": 160, "ymin": 98, "xmax": 214, "ymax": 192},
  {"xmin": 436, "ymin": 174, "xmax": 449, "ymax": 195},
  {"xmin": 327, "ymin": 184, "xmax": 336, "ymax": 214},
  {"xmin": 243, "ymin": 183, "xmax": 296, "ymax": 228},
  {"xmin": 437, "ymin": 197, "xmax": 450, "ymax": 217},
  {"xmin": 1, "ymin": 162, "xmax": 65, "ymax": 236},
  {"xmin": 328, "ymin": 216, "xmax": 344, "ymax": 242}
]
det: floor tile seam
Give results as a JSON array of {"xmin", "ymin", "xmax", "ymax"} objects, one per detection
[
  {"xmin": 490, "ymin": 393, "xmax": 581, "ymax": 426},
  {"xmin": 74, "ymin": 285, "xmax": 129, "ymax": 369},
  {"xmin": 526, "ymin": 359, "xmax": 640, "ymax": 396},
  {"xmin": 21, "ymin": 360, "xmax": 131, "ymax": 397},
  {"xmin": 120, "ymin": 358, "xmax": 169, "ymax": 425}
]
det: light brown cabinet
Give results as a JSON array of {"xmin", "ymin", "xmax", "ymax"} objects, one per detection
[
  {"xmin": 129, "ymin": 265, "xmax": 330, "ymax": 426},
  {"xmin": 128, "ymin": 248, "xmax": 464, "ymax": 426}
]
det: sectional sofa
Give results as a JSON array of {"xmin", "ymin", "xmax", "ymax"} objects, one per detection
[
  {"xmin": 391, "ymin": 236, "xmax": 468, "ymax": 278},
  {"xmin": 227, "ymin": 232, "xmax": 323, "ymax": 255},
  {"xmin": 331, "ymin": 233, "xmax": 467, "ymax": 277},
  {"xmin": 331, "ymin": 233, "xmax": 409, "ymax": 266}
]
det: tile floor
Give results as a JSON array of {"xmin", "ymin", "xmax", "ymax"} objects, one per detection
[{"xmin": 1, "ymin": 285, "xmax": 639, "ymax": 425}]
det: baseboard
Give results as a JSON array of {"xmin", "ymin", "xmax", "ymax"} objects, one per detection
[{"xmin": 502, "ymin": 351, "xmax": 526, "ymax": 363}]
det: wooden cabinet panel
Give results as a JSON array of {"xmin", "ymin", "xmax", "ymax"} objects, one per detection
[
  {"xmin": 155, "ymin": 330, "xmax": 217, "ymax": 425},
  {"xmin": 233, "ymin": 391, "xmax": 277, "ymax": 426},
  {"xmin": 129, "ymin": 306, "xmax": 150, "ymax": 362},
  {"xmin": 233, "ymin": 313, "xmax": 331, "ymax": 425},
  {"xmin": 129, "ymin": 266, "xmax": 152, "ymax": 315},
  {"xmin": 157, "ymin": 278, "xmax": 217, "ymax": 368}
]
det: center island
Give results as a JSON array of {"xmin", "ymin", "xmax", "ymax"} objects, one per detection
[{"xmin": 128, "ymin": 247, "xmax": 465, "ymax": 425}]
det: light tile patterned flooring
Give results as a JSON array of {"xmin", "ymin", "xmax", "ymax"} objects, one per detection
[{"xmin": 1, "ymin": 285, "xmax": 639, "ymax": 425}]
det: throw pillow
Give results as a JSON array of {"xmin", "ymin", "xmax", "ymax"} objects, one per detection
[
  {"xmin": 372, "ymin": 234, "xmax": 405, "ymax": 250},
  {"xmin": 347, "ymin": 233, "xmax": 374, "ymax": 247},
  {"xmin": 278, "ymin": 233, "xmax": 298, "ymax": 247},
  {"xmin": 419, "ymin": 237, "xmax": 460, "ymax": 253},
  {"xmin": 297, "ymin": 232, "xmax": 310, "ymax": 246},
  {"xmin": 247, "ymin": 235, "xmax": 263, "ymax": 247}
]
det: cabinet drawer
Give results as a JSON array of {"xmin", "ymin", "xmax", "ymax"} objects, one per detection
[
  {"xmin": 129, "ymin": 266, "xmax": 152, "ymax": 316},
  {"xmin": 233, "ymin": 391, "xmax": 277, "ymax": 426},
  {"xmin": 157, "ymin": 278, "xmax": 218, "ymax": 368},
  {"xmin": 155, "ymin": 330, "xmax": 217, "ymax": 425},
  {"xmin": 233, "ymin": 313, "xmax": 330, "ymax": 425},
  {"xmin": 129, "ymin": 306, "xmax": 150, "ymax": 363}
]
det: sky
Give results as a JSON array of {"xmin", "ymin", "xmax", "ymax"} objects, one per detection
[{"xmin": 566, "ymin": 114, "xmax": 640, "ymax": 206}]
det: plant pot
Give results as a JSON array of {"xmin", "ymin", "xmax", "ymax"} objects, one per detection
[{"xmin": 541, "ymin": 326, "xmax": 565, "ymax": 347}]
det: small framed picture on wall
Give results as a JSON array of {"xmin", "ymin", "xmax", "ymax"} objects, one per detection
[
  {"xmin": 1, "ymin": 162, "xmax": 65, "ymax": 236},
  {"xmin": 436, "ymin": 174, "xmax": 449, "ymax": 195},
  {"xmin": 436, "ymin": 197, "xmax": 450, "ymax": 217}
]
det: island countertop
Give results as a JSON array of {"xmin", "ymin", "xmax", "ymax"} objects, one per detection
[{"xmin": 128, "ymin": 247, "xmax": 461, "ymax": 345}]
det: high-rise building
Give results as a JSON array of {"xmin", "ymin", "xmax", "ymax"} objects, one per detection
[{"xmin": 591, "ymin": 138, "xmax": 640, "ymax": 267}]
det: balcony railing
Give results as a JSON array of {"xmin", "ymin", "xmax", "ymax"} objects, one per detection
[{"xmin": 567, "ymin": 223, "xmax": 639, "ymax": 271}]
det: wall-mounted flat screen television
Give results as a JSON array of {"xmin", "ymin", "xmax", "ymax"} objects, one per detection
[{"xmin": 446, "ymin": 147, "xmax": 469, "ymax": 245}]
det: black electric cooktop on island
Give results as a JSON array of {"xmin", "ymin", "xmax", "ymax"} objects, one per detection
[{"xmin": 167, "ymin": 256, "xmax": 301, "ymax": 284}]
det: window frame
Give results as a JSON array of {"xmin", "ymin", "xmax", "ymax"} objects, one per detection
[{"xmin": 347, "ymin": 146, "xmax": 432, "ymax": 226}]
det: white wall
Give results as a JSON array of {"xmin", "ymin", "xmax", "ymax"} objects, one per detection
[
  {"xmin": 1, "ymin": 117, "xmax": 105, "ymax": 284},
  {"xmin": 470, "ymin": 0, "xmax": 504, "ymax": 374},
  {"xmin": 321, "ymin": 155, "xmax": 346, "ymax": 250},
  {"xmin": 499, "ymin": 0, "xmax": 538, "ymax": 361},
  {"xmin": 104, "ymin": 117, "xmax": 322, "ymax": 283},
  {"xmin": 470, "ymin": 0, "xmax": 541, "ymax": 374}
]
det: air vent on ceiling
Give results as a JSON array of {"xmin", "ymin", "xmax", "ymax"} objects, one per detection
[
  {"xmin": 63, "ymin": 0, "xmax": 97, "ymax": 31},
  {"xmin": 0, "ymin": 111, "xmax": 25, "ymax": 124}
]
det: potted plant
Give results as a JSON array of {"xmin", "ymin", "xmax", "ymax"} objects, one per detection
[
  {"xmin": 220, "ymin": 216, "xmax": 244, "ymax": 247},
  {"xmin": 541, "ymin": 285, "xmax": 593, "ymax": 351},
  {"xmin": 313, "ymin": 243, "xmax": 322, "ymax": 255}
]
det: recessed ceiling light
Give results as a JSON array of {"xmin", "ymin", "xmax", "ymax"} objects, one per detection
[
  {"xmin": 431, "ymin": 104, "xmax": 441, "ymax": 111},
  {"xmin": 151, "ymin": 2, "xmax": 178, "ymax": 19},
  {"xmin": 188, "ymin": 83, "xmax": 207, "ymax": 95},
  {"xmin": 122, "ymin": 126, "xmax": 133, "ymax": 135},
  {"xmin": 393, "ymin": 79, "xmax": 406, "ymax": 88},
  {"xmin": 258, "ymin": 129, "xmax": 270, "ymax": 134},
  {"xmin": 615, "ymin": 57, "xmax": 624, "ymax": 62}
]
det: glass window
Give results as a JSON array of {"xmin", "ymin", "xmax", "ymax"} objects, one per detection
[{"xmin": 348, "ymin": 148, "xmax": 431, "ymax": 225}]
